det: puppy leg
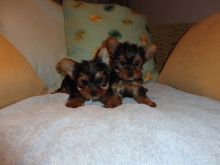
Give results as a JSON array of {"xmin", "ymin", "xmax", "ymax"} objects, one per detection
[
  {"xmin": 135, "ymin": 97, "xmax": 156, "ymax": 107},
  {"xmin": 54, "ymin": 76, "xmax": 74, "ymax": 94},
  {"xmin": 104, "ymin": 95, "xmax": 123, "ymax": 108},
  {"xmin": 134, "ymin": 86, "xmax": 156, "ymax": 108},
  {"xmin": 65, "ymin": 97, "xmax": 85, "ymax": 108}
]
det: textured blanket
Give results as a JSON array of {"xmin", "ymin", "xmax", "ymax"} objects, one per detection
[{"xmin": 0, "ymin": 83, "xmax": 220, "ymax": 165}]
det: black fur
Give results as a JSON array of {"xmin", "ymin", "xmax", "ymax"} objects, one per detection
[
  {"xmin": 112, "ymin": 42, "xmax": 146, "ymax": 61},
  {"xmin": 55, "ymin": 76, "xmax": 75, "ymax": 94}
]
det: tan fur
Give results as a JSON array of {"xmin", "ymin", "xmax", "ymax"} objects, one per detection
[
  {"xmin": 66, "ymin": 98, "xmax": 84, "ymax": 108},
  {"xmin": 104, "ymin": 95, "xmax": 122, "ymax": 108},
  {"xmin": 56, "ymin": 58, "xmax": 76, "ymax": 78}
]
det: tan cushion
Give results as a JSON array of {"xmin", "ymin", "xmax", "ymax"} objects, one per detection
[
  {"xmin": 0, "ymin": 0, "xmax": 66, "ymax": 88},
  {"xmin": 159, "ymin": 12, "xmax": 220, "ymax": 101},
  {"xmin": 0, "ymin": 35, "xmax": 46, "ymax": 109}
]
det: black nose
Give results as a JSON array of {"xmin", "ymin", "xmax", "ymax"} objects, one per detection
[
  {"xmin": 128, "ymin": 70, "xmax": 133, "ymax": 77},
  {"xmin": 91, "ymin": 90, "xmax": 97, "ymax": 96}
]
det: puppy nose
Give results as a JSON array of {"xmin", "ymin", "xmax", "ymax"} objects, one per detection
[
  {"xmin": 91, "ymin": 90, "xmax": 97, "ymax": 96},
  {"xmin": 128, "ymin": 70, "xmax": 133, "ymax": 77}
]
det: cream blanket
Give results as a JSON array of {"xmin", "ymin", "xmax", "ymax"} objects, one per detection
[{"xmin": 0, "ymin": 83, "xmax": 220, "ymax": 165}]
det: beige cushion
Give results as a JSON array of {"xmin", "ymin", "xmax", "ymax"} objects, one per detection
[
  {"xmin": 0, "ymin": 35, "xmax": 46, "ymax": 109},
  {"xmin": 0, "ymin": 0, "xmax": 66, "ymax": 88},
  {"xmin": 159, "ymin": 12, "xmax": 220, "ymax": 101}
]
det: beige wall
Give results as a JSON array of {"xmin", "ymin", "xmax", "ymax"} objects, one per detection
[{"xmin": 129, "ymin": 0, "xmax": 220, "ymax": 24}]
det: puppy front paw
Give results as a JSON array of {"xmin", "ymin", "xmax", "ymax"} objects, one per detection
[
  {"xmin": 65, "ymin": 98, "xmax": 84, "ymax": 108},
  {"xmin": 104, "ymin": 96, "xmax": 122, "ymax": 108},
  {"xmin": 146, "ymin": 100, "xmax": 156, "ymax": 108},
  {"xmin": 135, "ymin": 97, "xmax": 157, "ymax": 108}
]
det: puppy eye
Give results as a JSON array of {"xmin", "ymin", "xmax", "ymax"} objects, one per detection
[
  {"xmin": 80, "ymin": 80, "xmax": 89, "ymax": 87},
  {"xmin": 134, "ymin": 62, "xmax": 140, "ymax": 67},
  {"xmin": 95, "ymin": 77, "xmax": 104, "ymax": 85},
  {"xmin": 120, "ymin": 61, "xmax": 126, "ymax": 66}
]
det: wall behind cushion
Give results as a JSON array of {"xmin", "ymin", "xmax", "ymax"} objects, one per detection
[
  {"xmin": 63, "ymin": 0, "xmax": 158, "ymax": 82},
  {"xmin": 0, "ymin": 0, "xmax": 66, "ymax": 89},
  {"xmin": 159, "ymin": 12, "xmax": 220, "ymax": 101},
  {"xmin": 0, "ymin": 35, "xmax": 46, "ymax": 109}
]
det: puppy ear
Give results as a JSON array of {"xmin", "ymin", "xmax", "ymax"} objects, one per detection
[
  {"xmin": 104, "ymin": 37, "xmax": 119, "ymax": 55},
  {"xmin": 56, "ymin": 58, "xmax": 77, "ymax": 79},
  {"xmin": 144, "ymin": 43, "xmax": 157, "ymax": 60},
  {"xmin": 96, "ymin": 47, "xmax": 110, "ymax": 65},
  {"xmin": 94, "ymin": 37, "xmax": 119, "ymax": 65}
]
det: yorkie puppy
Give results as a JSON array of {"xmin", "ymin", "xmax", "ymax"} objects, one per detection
[
  {"xmin": 56, "ymin": 58, "xmax": 110, "ymax": 108},
  {"xmin": 96, "ymin": 37, "xmax": 157, "ymax": 108}
]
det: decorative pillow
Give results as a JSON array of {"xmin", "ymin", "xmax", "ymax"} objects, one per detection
[
  {"xmin": 0, "ymin": 35, "xmax": 46, "ymax": 109},
  {"xmin": 63, "ymin": 0, "xmax": 158, "ymax": 82},
  {"xmin": 159, "ymin": 12, "xmax": 220, "ymax": 101},
  {"xmin": 0, "ymin": 0, "xmax": 66, "ymax": 89}
]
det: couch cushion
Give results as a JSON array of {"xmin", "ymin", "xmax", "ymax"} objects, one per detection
[
  {"xmin": 0, "ymin": 35, "xmax": 46, "ymax": 109},
  {"xmin": 159, "ymin": 12, "xmax": 220, "ymax": 101},
  {"xmin": 0, "ymin": 0, "xmax": 66, "ymax": 88},
  {"xmin": 63, "ymin": 0, "xmax": 158, "ymax": 82}
]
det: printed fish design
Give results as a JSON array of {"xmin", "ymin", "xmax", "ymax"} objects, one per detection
[
  {"xmin": 75, "ymin": 30, "xmax": 86, "ymax": 41},
  {"xmin": 90, "ymin": 15, "xmax": 102, "ymax": 22},
  {"xmin": 72, "ymin": 2, "xmax": 84, "ymax": 8},
  {"xmin": 140, "ymin": 35, "xmax": 148, "ymax": 45},
  {"xmin": 121, "ymin": 18, "xmax": 133, "ymax": 26}
]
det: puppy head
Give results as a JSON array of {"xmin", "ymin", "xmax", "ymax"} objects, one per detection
[
  {"xmin": 111, "ymin": 42, "xmax": 157, "ymax": 81},
  {"xmin": 76, "ymin": 60, "xmax": 110, "ymax": 100},
  {"xmin": 96, "ymin": 37, "xmax": 157, "ymax": 81},
  {"xmin": 56, "ymin": 58, "xmax": 110, "ymax": 100}
]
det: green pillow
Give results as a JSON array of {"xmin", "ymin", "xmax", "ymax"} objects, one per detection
[{"xmin": 63, "ymin": 0, "xmax": 158, "ymax": 82}]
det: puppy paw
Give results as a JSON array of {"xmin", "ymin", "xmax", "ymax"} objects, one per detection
[
  {"xmin": 136, "ymin": 97, "xmax": 157, "ymax": 108},
  {"xmin": 147, "ymin": 100, "xmax": 157, "ymax": 108},
  {"xmin": 104, "ymin": 96, "xmax": 122, "ymax": 108},
  {"xmin": 65, "ymin": 98, "xmax": 84, "ymax": 108}
]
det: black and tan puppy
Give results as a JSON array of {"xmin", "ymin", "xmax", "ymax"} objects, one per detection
[
  {"xmin": 56, "ymin": 58, "xmax": 110, "ymax": 108},
  {"xmin": 96, "ymin": 37, "xmax": 157, "ymax": 108}
]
